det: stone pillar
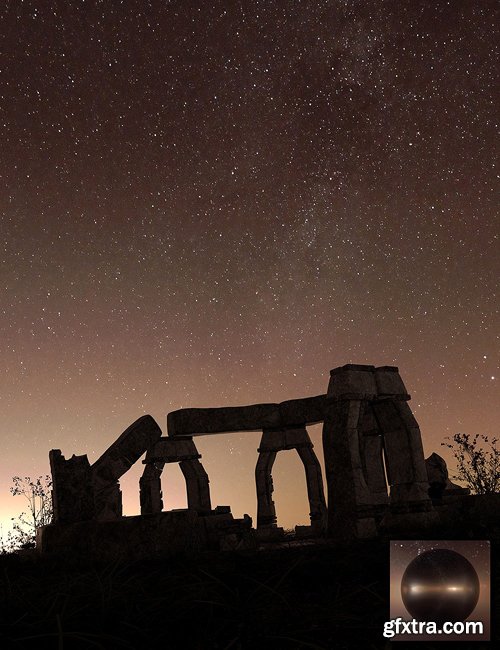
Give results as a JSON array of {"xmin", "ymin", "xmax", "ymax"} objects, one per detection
[
  {"xmin": 49, "ymin": 449, "xmax": 95, "ymax": 523},
  {"xmin": 371, "ymin": 398, "xmax": 431, "ymax": 512},
  {"xmin": 371, "ymin": 366, "xmax": 437, "ymax": 530},
  {"xmin": 322, "ymin": 364, "xmax": 379, "ymax": 540},
  {"xmin": 359, "ymin": 403, "xmax": 389, "ymax": 510},
  {"xmin": 255, "ymin": 449, "xmax": 277, "ymax": 528},
  {"xmin": 139, "ymin": 462, "xmax": 164, "ymax": 514},
  {"xmin": 179, "ymin": 459, "xmax": 212, "ymax": 514},
  {"xmin": 296, "ymin": 445, "xmax": 328, "ymax": 531}
]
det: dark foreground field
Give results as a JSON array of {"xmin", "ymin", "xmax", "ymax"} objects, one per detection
[{"xmin": 0, "ymin": 539, "xmax": 498, "ymax": 650}]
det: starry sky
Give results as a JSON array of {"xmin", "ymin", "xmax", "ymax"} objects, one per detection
[{"xmin": 1, "ymin": 1, "xmax": 498, "ymax": 534}]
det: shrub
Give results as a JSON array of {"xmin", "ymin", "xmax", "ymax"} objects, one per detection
[{"xmin": 441, "ymin": 433, "xmax": 500, "ymax": 495}]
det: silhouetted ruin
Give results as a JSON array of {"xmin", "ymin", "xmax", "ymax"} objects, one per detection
[{"xmin": 37, "ymin": 364, "xmax": 491, "ymax": 559}]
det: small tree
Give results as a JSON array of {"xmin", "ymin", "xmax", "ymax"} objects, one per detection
[
  {"xmin": 6, "ymin": 475, "xmax": 53, "ymax": 551},
  {"xmin": 441, "ymin": 433, "xmax": 500, "ymax": 495}
]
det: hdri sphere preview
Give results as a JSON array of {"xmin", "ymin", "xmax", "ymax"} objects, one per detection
[{"xmin": 401, "ymin": 549, "xmax": 480, "ymax": 624}]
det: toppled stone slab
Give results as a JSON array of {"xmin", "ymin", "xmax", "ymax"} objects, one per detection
[
  {"xmin": 90, "ymin": 415, "xmax": 163, "ymax": 520},
  {"xmin": 92, "ymin": 415, "xmax": 163, "ymax": 486}
]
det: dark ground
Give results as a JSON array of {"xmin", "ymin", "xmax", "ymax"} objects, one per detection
[{"xmin": 0, "ymin": 537, "xmax": 497, "ymax": 650}]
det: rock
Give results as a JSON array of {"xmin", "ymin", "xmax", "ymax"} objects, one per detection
[{"xmin": 425, "ymin": 452, "xmax": 469, "ymax": 498}]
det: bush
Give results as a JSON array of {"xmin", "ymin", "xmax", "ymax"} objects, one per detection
[
  {"xmin": 441, "ymin": 433, "xmax": 500, "ymax": 495},
  {"xmin": 1, "ymin": 475, "xmax": 53, "ymax": 553}
]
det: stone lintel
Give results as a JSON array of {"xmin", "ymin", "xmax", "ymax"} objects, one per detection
[
  {"xmin": 257, "ymin": 442, "xmax": 312, "ymax": 453},
  {"xmin": 167, "ymin": 395, "xmax": 326, "ymax": 436},
  {"xmin": 143, "ymin": 436, "xmax": 201, "ymax": 464},
  {"xmin": 143, "ymin": 454, "xmax": 201, "ymax": 464},
  {"xmin": 257, "ymin": 427, "xmax": 314, "ymax": 453},
  {"xmin": 258, "ymin": 427, "xmax": 313, "ymax": 452}
]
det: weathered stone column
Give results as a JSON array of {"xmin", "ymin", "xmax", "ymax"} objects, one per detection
[
  {"xmin": 359, "ymin": 403, "xmax": 389, "ymax": 510},
  {"xmin": 322, "ymin": 364, "xmax": 379, "ymax": 540},
  {"xmin": 371, "ymin": 400, "xmax": 430, "ymax": 509},
  {"xmin": 179, "ymin": 459, "xmax": 212, "ymax": 514},
  {"xmin": 371, "ymin": 366, "xmax": 436, "ymax": 528},
  {"xmin": 296, "ymin": 445, "xmax": 327, "ymax": 531},
  {"xmin": 139, "ymin": 462, "xmax": 164, "ymax": 514},
  {"xmin": 49, "ymin": 449, "xmax": 95, "ymax": 523},
  {"xmin": 255, "ymin": 447, "xmax": 278, "ymax": 528}
]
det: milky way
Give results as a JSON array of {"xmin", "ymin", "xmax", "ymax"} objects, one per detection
[{"xmin": 1, "ymin": 1, "xmax": 498, "ymax": 531}]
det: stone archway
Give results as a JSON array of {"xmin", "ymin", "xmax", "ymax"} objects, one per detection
[
  {"xmin": 255, "ymin": 427, "xmax": 327, "ymax": 533},
  {"xmin": 140, "ymin": 437, "xmax": 211, "ymax": 515}
]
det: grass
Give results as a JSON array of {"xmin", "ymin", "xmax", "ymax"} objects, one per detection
[{"xmin": 0, "ymin": 537, "xmax": 497, "ymax": 649}]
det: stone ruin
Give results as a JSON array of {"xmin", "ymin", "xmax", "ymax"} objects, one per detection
[{"xmin": 37, "ymin": 364, "xmax": 477, "ymax": 559}]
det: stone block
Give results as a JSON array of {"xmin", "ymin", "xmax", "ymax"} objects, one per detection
[
  {"xmin": 144, "ymin": 436, "xmax": 201, "ymax": 463},
  {"xmin": 258, "ymin": 429, "xmax": 286, "ymax": 452},
  {"xmin": 379, "ymin": 509, "xmax": 440, "ymax": 533},
  {"xmin": 284, "ymin": 427, "xmax": 313, "ymax": 449},
  {"xmin": 327, "ymin": 364, "xmax": 377, "ymax": 400},
  {"xmin": 37, "ymin": 510, "xmax": 210, "ymax": 560},
  {"xmin": 255, "ymin": 526, "xmax": 285, "ymax": 542},
  {"xmin": 374, "ymin": 366, "xmax": 410, "ymax": 399},
  {"xmin": 295, "ymin": 525, "xmax": 315, "ymax": 539},
  {"xmin": 167, "ymin": 395, "xmax": 328, "ymax": 436},
  {"xmin": 279, "ymin": 394, "xmax": 326, "ymax": 427},
  {"xmin": 167, "ymin": 403, "xmax": 281, "ymax": 435},
  {"xmin": 361, "ymin": 404, "xmax": 379, "ymax": 436},
  {"xmin": 257, "ymin": 427, "xmax": 313, "ymax": 452},
  {"xmin": 390, "ymin": 481, "xmax": 433, "ymax": 506}
]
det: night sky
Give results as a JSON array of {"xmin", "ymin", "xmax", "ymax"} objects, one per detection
[{"xmin": 1, "ymin": 1, "xmax": 498, "ymax": 533}]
